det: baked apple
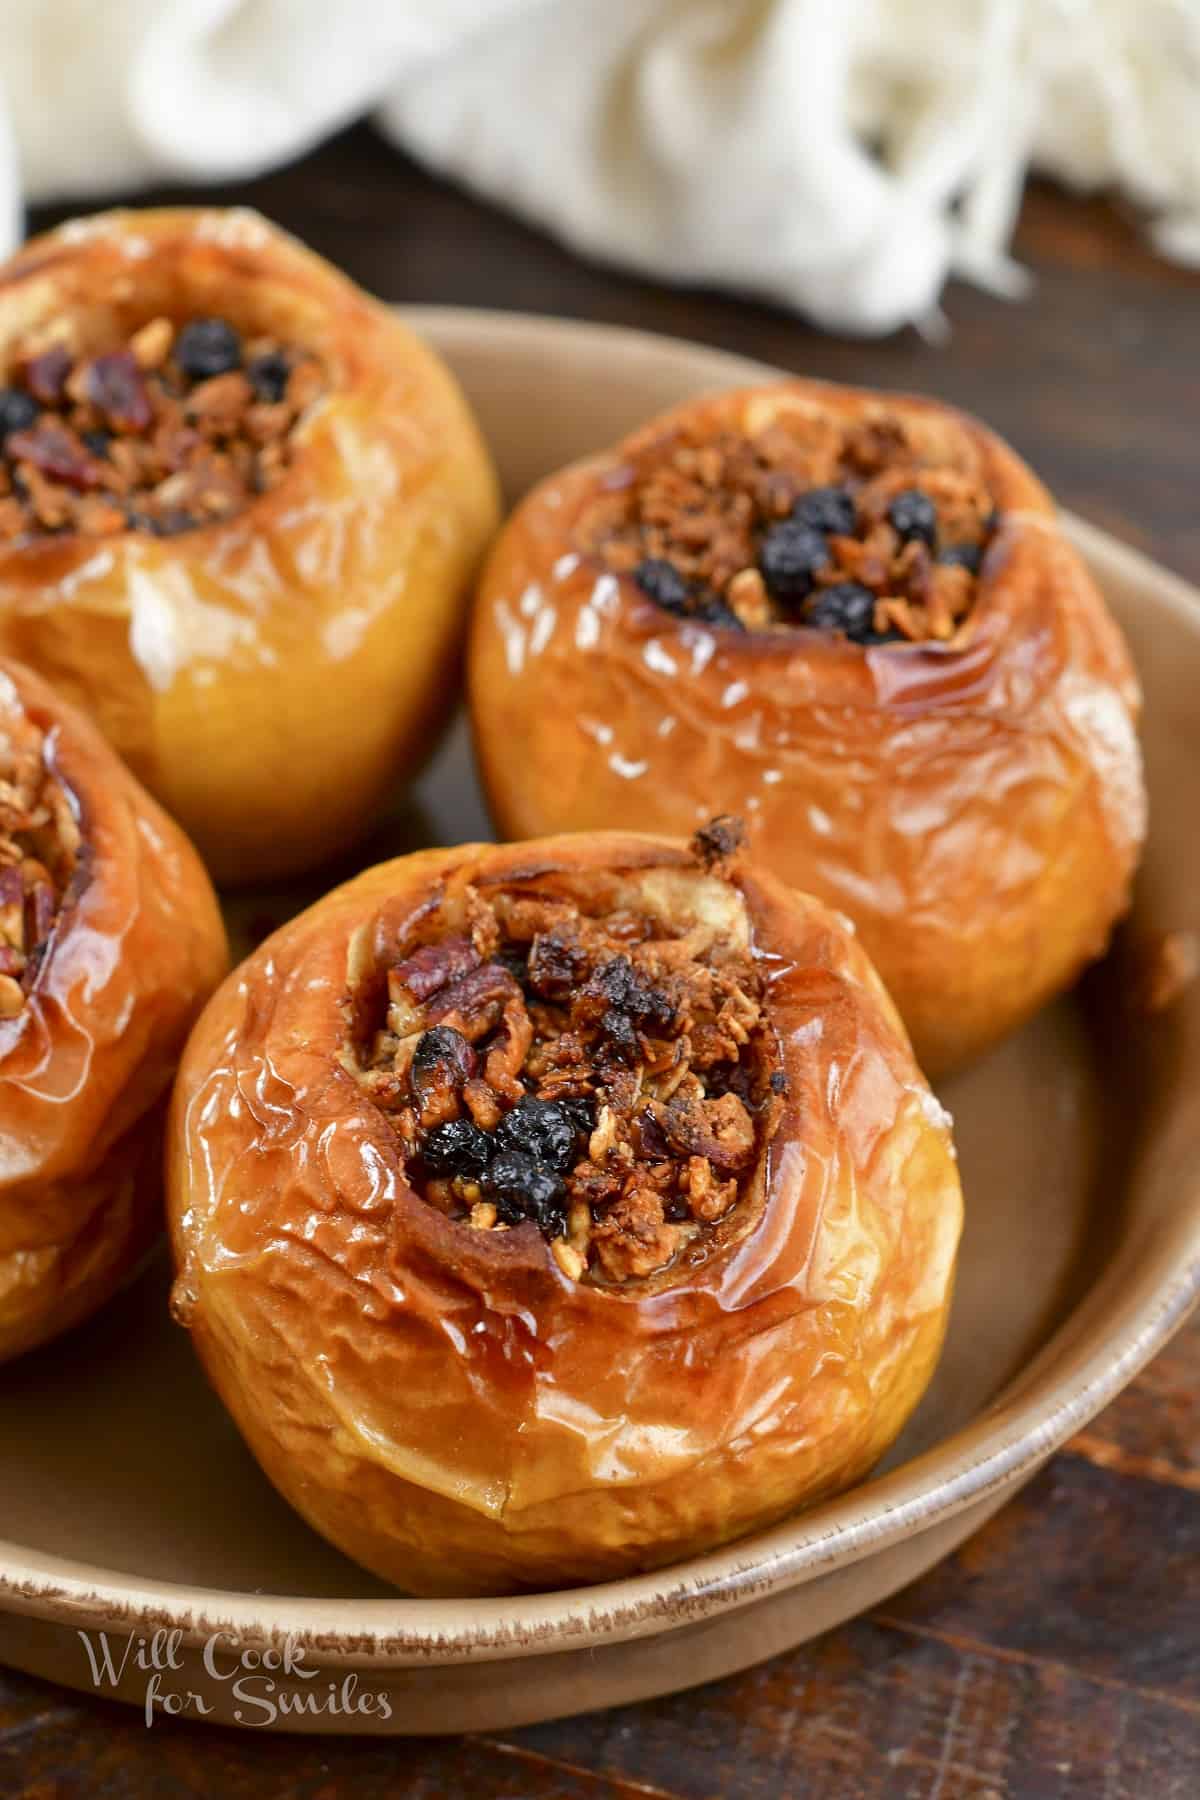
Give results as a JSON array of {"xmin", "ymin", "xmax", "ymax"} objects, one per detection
[
  {"xmin": 168, "ymin": 824, "xmax": 962, "ymax": 1596},
  {"xmin": 0, "ymin": 657, "xmax": 227, "ymax": 1362},
  {"xmin": 0, "ymin": 207, "xmax": 500, "ymax": 883},
  {"xmin": 469, "ymin": 380, "xmax": 1146, "ymax": 1074}
]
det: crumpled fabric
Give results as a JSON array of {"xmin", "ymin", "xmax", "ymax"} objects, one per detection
[{"xmin": 1, "ymin": 0, "xmax": 1198, "ymax": 335}]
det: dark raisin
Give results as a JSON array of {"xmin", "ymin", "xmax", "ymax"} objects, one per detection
[
  {"xmin": 805, "ymin": 582, "xmax": 879, "ymax": 642},
  {"xmin": 527, "ymin": 927, "xmax": 588, "ymax": 1000},
  {"xmin": 585, "ymin": 955, "xmax": 674, "ymax": 1065},
  {"xmin": 247, "ymin": 350, "xmax": 290, "ymax": 403},
  {"xmin": 591, "ymin": 956, "xmax": 674, "ymax": 1032},
  {"xmin": 411, "ymin": 1025, "xmax": 477, "ymax": 1094},
  {"xmin": 769, "ymin": 1069, "xmax": 790, "ymax": 1095},
  {"xmin": 691, "ymin": 814, "xmax": 745, "ymax": 869},
  {"xmin": 420, "ymin": 1118, "xmax": 493, "ymax": 1180},
  {"xmin": 483, "ymin": 1151, "xmax": 567, "ymax": 1235},
  {"xmin": 887, "ymin": 489, "xmax": 938, "ymax": 548},
  {"xmin": 635, "ymin": 1109, "xmax": 671, "ymax": 1161},
  {"xmin": 939, "ymin": 542, "xmax": 982, "ymax": 573},
  {"xmin": 791, "ymin": 485, "xmax": 856, "ymax": 536},
  {"xmin": 175, "ymin": 318, "xmax": 242, "ymax": 381},
  {"xmin": 6, "ymin": 423, "xmax": 103, "ymax": 490},
  {"xmin": 0, "ymin": 388, "xmax": 38, "ymax": 442},
  {"xmin": 758, "ymin": 519, "xmax": 830, "ymax": 602},
  {"xmin": 23, "ymin": 347, "xmax": 71, "ymax": 407},
  {"xmin": 83, "ymin": 430, "xmax": 112, "ymax": 460},
  {"xmin": 634, "ymin": 557, "xmax": 691, "ymax": 614},
  {"xmin": 494, "ymin": 1097, "xmax": 579, "ymax": 1171},
  {"xmin": 592, "ymin": 957, "xmax": 639, "ymax": 1009},
  {"xmin": 498, "ymin": 946, "xmax": 532, "ymax": 986},
  {"xmin": 600, "ymin": 1006, "xmax": 641, "ymax": 1062},
  {"xmin": 86, "ymin": 352, "xmax": 152, "ymax": 433}
]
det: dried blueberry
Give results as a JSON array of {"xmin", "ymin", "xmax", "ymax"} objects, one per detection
[
  {"xmin": 938, "ymin": 542, "xmax": 982, "ymax": 573},
  {"xmin": 247, "ymin": 350, "xmax": 290, "ymax": 403},
  {"xmin": 805, "ymin": 582, "xmax": 879, "ymax": 641},
  {"xmin": 887, "ymin": 489, "xmax": 938, "ymax": 548},
  {"xmin": 83, "ymin": 429, "xmax": 112, "ymax": 460},
  {"xmin": 790, "ymin": 485, "xmax": 856, "ymax": 536},
  {"xmin": 691, "ymin": 595, "xmax": 745, "ymax": 630},
  {"xmin": 558, "ymin": 1095, "xmax": 597, "ymax": 1140},
  {"xmin": 175, "ymin": 318, "xmax": 242, "ymax": 381},
  {"xmin": 758, "ymin": 519, "xmax": 830, "ymax": 602},
  {"xmin": 0, "ymin": 388, "xmax": 38, "ymax": 442},
  {"xmin": 483, "ymin": 1151, "xmax": 567, "ymax": 1235},
  {"xmin": 634, "ymin": 557, "xmax": 690, "ymax": 614},
  {"xmin": 147, "ymin": 508, "xmax": 198, "ymax": 537},
  {"xmin": 420, "ymin": 1118, "xmax": 493, "ymax": 1179},
  {"xmin": 494, "ymin": 1097, "xmax": 579, "ymax": 1171}
]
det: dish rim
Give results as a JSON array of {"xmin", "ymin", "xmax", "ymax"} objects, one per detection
[{"xmin": 1, "ymin": 307, "xmax": 1197, "ymax": 1668}]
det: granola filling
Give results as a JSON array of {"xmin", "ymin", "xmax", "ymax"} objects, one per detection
[
  {"xmin": 353, "ymin": 870, "xmax": 781, "ymax": 1285},
  {"xmin": 580, "ymin": 408, "xmax": 998, "ymax": 645},
  {"xmin": 0, "ymin": 316, "xmax": 326, "ymax": 540},
  {"xmin": 0, "ymin": 704, "xmax": 81, "ymax": 1017}
]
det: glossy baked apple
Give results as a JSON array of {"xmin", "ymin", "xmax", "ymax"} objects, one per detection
[
  {"xmin": 168, "ymin": 825, "xmax": 962, "ymax": 1595},
  {"xmin": 469, "ymin": 380, "xmax": 1146, "ymax": 1074},
  {"xmin": 0, "ymin": 657, "xmax": 227, "ymax": 1362},
  {"xmin": 0, "ymin": 207, "xmax": 500, "ymax": 883}
]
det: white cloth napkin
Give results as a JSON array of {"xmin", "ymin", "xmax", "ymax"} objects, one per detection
[{"xmin": 2, "ymin": 0, "xmax": 1198, "ymax": 335}]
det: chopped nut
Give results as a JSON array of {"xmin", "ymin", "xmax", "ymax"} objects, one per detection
[
  {"xmin": 551, "ymin": 1238, "xmax": 586, "ymax": 1281},
  {"xmin": 727, "ymin": 567, "xmax": 771, "ymax": 629},
  {"xmin": 130, "ymin": 317, "xmax": 174, "ymax": 369},
  {"xmin": 185, "ymin": 371, "xmax": 253, "ymax": 427},
  {"xmin": 589, "ymin": 1104, "xmax": 620, "ymax": 1163},
  {"xmin": 592, "ymin": 1188, "xmax": 680, "ymax": 1281}
]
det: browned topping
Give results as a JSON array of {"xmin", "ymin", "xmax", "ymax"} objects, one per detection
[
  {"xmin": 0, "ymin": 315, "xmax": 326, "ymax": 542},
  {"xmin": 350, "ymin": 874, "xmax": 779, "ymax": 1284},
  {"xmin": 0, "ymin": 701, "xmax": 82, "ymax": 1013},
  {"xmin": 578, "ymin": 405, "xmax": 997, "ymax": 645},
  {"xmin": 691, "ymin": 816, "xmax": 746, "ymax": 871}
]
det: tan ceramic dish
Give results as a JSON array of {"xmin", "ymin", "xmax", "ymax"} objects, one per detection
[{"xmin": 0, "ymin": 311, "xmax": 1197, "ymax": 1736}]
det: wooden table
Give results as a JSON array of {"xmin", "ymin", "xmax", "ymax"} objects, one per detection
[{"xmin": 4, "ymin": 126, "xmax": 1198, "ymax": 1799}]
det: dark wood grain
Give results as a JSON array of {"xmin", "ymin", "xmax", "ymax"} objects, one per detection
[{"xmin": 4, "ymin": 124, "xmax": 1199, "ymax": 1799}]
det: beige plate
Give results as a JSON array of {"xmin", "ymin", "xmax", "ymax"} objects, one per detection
[{"xmin": 0, "ymin": 311, "xmax": 1198, "ymax": 1736}]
